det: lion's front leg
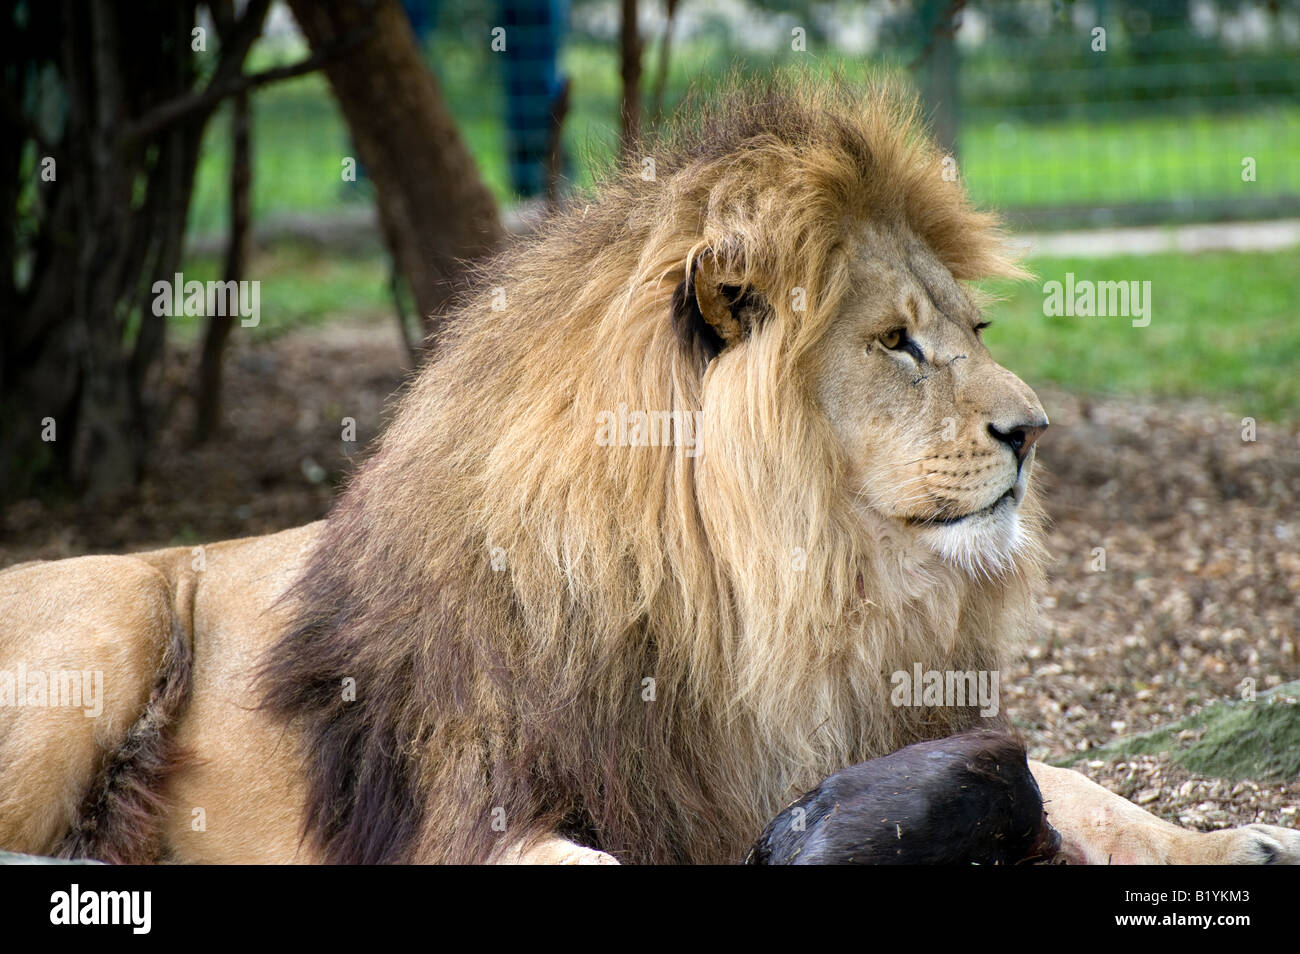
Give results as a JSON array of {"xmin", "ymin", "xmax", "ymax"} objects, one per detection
[
  {"xmin": 1030, "ymin": 760, "xmax": 1300, "ymax": 865},
  {"xmin": 495, "ymin": 835, "xmax": 620, "ymax": 865}
]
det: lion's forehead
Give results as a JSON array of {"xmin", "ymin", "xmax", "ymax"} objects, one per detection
[
  {"xmin": 904, "ymin": 245, "xmax": 978, "ymax": 321},
  {"xmin": 842, "ymin": 232, "xmax": 976, "ymax": 328}
]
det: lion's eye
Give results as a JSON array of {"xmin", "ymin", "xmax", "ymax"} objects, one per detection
[
  {"xmin": 974, "ymin": 321, "xmax": 991, "ymax": 338},
  {"xmin": 879, "ymin": 327, "xmax": 924, "ymax": 363}
]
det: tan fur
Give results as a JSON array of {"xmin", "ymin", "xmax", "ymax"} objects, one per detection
[
  {"xmin": 0, "ymin": 557, "xmax": 169, "ymax": 853},
  {"xmin": 0, "ymin": 527, "xmax": 319, "ymax": 861},
  {"xmin": 0, "ymin": 76, "xmax": 1296, "ymax": 865}
]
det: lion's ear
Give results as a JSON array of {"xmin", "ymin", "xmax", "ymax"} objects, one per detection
[{"xmin": 672, "ymin": 248, "xmax": 769, "ymax": 362}]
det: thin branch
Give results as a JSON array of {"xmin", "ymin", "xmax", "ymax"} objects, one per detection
[
  {"xmin": 125, "ymin": 0, "xmax": 368, "ymax": 144},
  {"xmin": 545, "ymin": 76, "xmax": 570, "ymax": 210},
  {"xmin": 125, "ymin": 46, "xmax": 348, "ymax": 141},
  {"xmin": 650, "ymin": 0, "xmax": 678, "ymax": 125},
  {"xmin": 619, "ymin": 0, "xmax": 642, "ymax": 160}
]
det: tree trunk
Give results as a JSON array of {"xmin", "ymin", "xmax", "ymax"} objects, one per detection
[
  {"xmin": 619, "ymin": 0, "xmax": 642, "ymax": 160},
  {"xmin": 917, "ymin": 0, "xmax": 962, "ymax": 159},
  {"xmin": 194, "ymin": 90, "xmax": 252, "ymax": 444},
  {"xmin": 649, "ymin": 0, "xmax": 678, "ymax": 125},
  {"xmin": 286, "ymin": 0, "xmax": 505, "ymax": 338}
]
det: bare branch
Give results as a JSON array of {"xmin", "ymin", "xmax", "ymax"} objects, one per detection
[
  {"xmin": 125, "ymin": 0, "xmax": 369, "ymax": 143},
  {"xmin": 125, "ymin": 48, "xmax": 341, "ymax": 141}
]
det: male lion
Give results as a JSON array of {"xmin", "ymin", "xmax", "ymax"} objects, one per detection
[{"xmin": 1, "ymin": 79, "xmax": 1296, "ymax": 865}]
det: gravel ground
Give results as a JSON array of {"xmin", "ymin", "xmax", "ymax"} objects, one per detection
[
  {"xmin": 2, "ymin": 318, "xmax": 1297, "ymax": 829},
  {"xmin": 1010, "ymin": 389, "xmax": 1300, "ymax": 828}
]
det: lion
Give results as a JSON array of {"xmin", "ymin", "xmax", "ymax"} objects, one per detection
[{"xmin": 1, "ymin": 77, "xmax": 1296, "ymax": 866}]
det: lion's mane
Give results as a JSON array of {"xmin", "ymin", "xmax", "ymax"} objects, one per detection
[{"xmin": 262, "ymin": 75, "xmax": 1041, "ymax": 864}]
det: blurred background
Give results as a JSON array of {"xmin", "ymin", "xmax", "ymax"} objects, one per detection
[
  {"xmin": 197, "ymin": 0, "xmax": 1300, "ymax": 230},
  {"xmin": 3, "ymin": 0, "xmax": 1299, "ymax": 828},
  {"xmin": 4, "ymin": 0, "xmax": 1298, "ymax": 526},
  {"xmin": 0, "ymin": 0, "xmax": 1297, "ymax": 521}
]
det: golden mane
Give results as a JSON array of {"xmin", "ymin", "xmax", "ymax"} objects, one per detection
[{"xmin": 261, "ymin": 74, "xmax": 1041, "ymax": 864}]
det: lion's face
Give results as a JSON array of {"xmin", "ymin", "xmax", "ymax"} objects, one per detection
[{"xmin": 812, "ymin": 225, "xmax": 1047, "ymax": 574}]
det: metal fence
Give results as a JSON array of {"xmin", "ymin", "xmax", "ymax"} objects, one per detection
[
  {"xmin": 545, "ymin": 0, "xmax": 1300, "ymax": 228},
  {"xmin": 194, "ymin": 0, "xmax": 1300, "ymax": 236},
  {"xmin": 936, "ymin": 0, "xmax": 1300, "ymax": 227}
]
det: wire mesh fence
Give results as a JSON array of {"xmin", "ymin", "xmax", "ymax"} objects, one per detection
[
  {"xmin": 190, "ymin": 0, "xmax": 1300, "ymax": 236},
  {"xmin": 948, "ymin": 0, "xmax": 1300, "ymax": 227},
  {"xmin": 437, "ymin": 0, "xmax": 1300, "ymax": 229}
]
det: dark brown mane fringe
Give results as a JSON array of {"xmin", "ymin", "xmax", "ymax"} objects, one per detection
[
  {"xmin": 259, "ymin": 496, "xmax": 729, "ymax": 864},
  {"xmin": 59, "ymin": 577, "xmax": 196, "ymax": 864},
  {"xmin": 258, "ymin": 510, "xmax": 431, "ymax": 864}
]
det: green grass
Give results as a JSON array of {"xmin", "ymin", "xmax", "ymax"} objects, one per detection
[
  {"xmin": 183, "ymin": 37, "xmax": 1299, "ymax": 418},
  {"xmin": 173, "ymin": 243, "xmax": 392, "ymax": 342},
  {"xmin": 962, "ymin": 107, "xmax": 1300, "ymax": 209},
  {"xmin": 191, "ymin": 74, "xmax": 356, "ymax": 236},
  {"xmin": 554, "ymin": 43, "xmax": 1300, "ymax": 208},
  {"xmin": 1054, "ymin": 681, "xmax": 1300, "ymax": 782},
  {"xmin": 980, "ymin": 248, "xmax": 1300, "ymax": 421}
]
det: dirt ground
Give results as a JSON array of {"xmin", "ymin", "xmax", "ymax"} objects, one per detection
[
  {"xmin": 2, "ymin": 316, "xmax": 1297, "ymax": 831},
  {"xmin": 1009, "ymin": 388, "xmax": 1300, "ymax": 830}
]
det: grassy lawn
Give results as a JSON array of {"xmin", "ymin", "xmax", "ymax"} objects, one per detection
[
  {"xmin": 191, "ymin": 243, "xmax": 1300, "ymax": 421},
  {"xmin": 981, "ymin": 248, "xmax": 1300, "ymax": 421},
  {"xmin": 190, "ymin": 72, "xmax": 357, "ymax": 236},
  {"xmin": 961, "ymin": 108, "xmax": 1299, "ymax": 209},
  {"xmin": 174, "ymin": 244, "xmax": 392, "ymax": 342}
]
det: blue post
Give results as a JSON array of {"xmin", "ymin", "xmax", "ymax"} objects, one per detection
[{"xmin": 499, "ymin": 0, "xmax": 569, "ymax": 198}]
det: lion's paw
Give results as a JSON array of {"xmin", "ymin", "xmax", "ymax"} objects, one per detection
[
  {"xmin": 1240, "ymin": 824, "xmax": 1300, "ymax": 864},
  {"xmin": 1196, "ymin": 824, "xmax": 1300, "ymax": 865},
  {"xmin": 548, "ymin": 843, "xmax": 620, "ymax": 865},
  {"xmin": 502, "ymin": 836, "xmax": 620, "ymax": 865},
  {"xmin": 568, "ymin": 848, "xmax": 620, "ymax": 865}
]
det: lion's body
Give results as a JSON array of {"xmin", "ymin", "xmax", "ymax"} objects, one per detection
[
  {"xmin": 0, "ymin": 525, "xmax": 319, "ymax": 862},
  {"xmin": 2, "ymin": 78, "xmax": 1297, "ymax": 865}
]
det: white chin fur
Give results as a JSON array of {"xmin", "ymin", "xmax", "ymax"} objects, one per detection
[{"xmin": 916, "ymin": 501, "xmax": 1026, "ymax": 578}]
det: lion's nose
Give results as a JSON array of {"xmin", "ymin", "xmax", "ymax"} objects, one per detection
[{"xmin": 988, "ymin": 419, "xmax": 1047, "ymax": 465}]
